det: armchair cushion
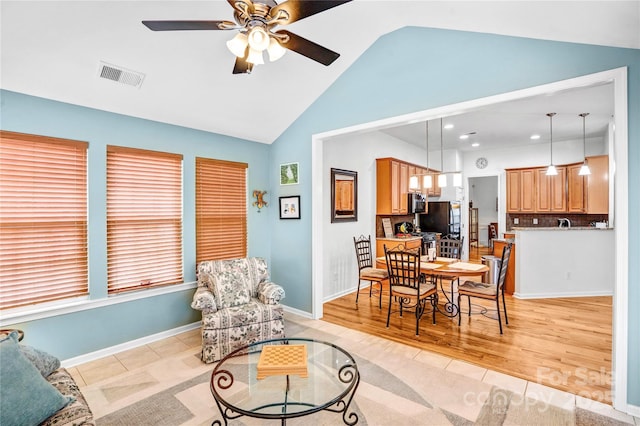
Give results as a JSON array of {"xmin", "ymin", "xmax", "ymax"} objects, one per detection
[
  {"xmin": 257, "ymin": 281, "xmax": 285, "ymax": 305},
  {"xmin": 191, "ymin": 286, "xmax": 217, "ymax": 314}
]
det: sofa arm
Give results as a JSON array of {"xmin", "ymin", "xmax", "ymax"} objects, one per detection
[
  {"xmin": 191, "ymin": 286, "xmax": 217, "ymax": 314},
  {"xmin": 257, "ymin": 282, "xmax": 285, "ymax": 305}
]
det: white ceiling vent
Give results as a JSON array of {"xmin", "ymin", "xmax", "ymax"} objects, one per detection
[{"xmin": 98, "ymin": 62, "xmax": 145, "ymax": 88}]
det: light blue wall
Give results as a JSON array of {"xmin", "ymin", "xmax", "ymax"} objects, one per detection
[
  {"xmin": 268, "ymin": 27, "xmax": 640, "ymax": 405},
  {"xmin": 0, "ymin": 89, "xmax": 272, "ymax": 359}
]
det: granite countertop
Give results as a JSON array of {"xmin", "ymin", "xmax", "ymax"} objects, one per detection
[
  {"xmin": 377, "ymin": 235, "xmax": 422, "ymax": 241},
  {"xmin": 511, "ymin": 226, "xmax": 612, "ymax": 231}
]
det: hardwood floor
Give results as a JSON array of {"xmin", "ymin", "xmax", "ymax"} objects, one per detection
[{"xmin": 322, "ymin": 246, "xmax": 613, "ymax": 404}]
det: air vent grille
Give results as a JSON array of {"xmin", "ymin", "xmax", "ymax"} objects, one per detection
[{"xmin": 98, "ymin": 62, "xmax": 145, "ymax": 88}]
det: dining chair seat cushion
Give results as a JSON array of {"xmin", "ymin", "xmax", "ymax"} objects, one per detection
[
  {"xmin": 459, "ymin": 280, "xmax": 496, "ymax": 296},
  {"xmin": 360, "ymin": 267, "xmax": 388, "ymax": 280},
  {"xmin": 391, "ymin": 282, "xmax": 436, "ymax": 298}
]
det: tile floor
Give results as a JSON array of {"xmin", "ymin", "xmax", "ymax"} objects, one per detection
[{"xmin": 72, "ymin": 313, "xmax": 639, "ymax": 425}]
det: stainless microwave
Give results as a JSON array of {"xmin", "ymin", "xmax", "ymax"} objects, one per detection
[{"xmin": 408, "ymin": 193, "xmax": 426, "ymax": 213}]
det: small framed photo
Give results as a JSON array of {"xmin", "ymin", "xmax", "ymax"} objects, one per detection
[
  {"xmin": 279, "ymin": 196, "xmax": 300, "ymax": 219},
  {"xmin": 280, "ymin": 162, "xmax": 299, "ymax": 185}
]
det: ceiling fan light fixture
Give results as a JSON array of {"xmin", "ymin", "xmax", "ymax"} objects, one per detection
[
  {"xmin": 246, "ymin": 47, "xmax": 264, "ymax": 65},
  {"xmin": 248, "ymin": 26, "xmax": 270, "ymax": 51},
  {"xmin": 226, "ymin": 32, "xmax": 248, "ymax": 58},
  {"xmin": 267, "ymin": 37, "xmax": 286, "ymax": 62}
]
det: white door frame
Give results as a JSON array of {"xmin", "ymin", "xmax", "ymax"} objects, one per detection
[{"xmin": 311, "ymin": 67, "xmax": 629, "ymax": 411}]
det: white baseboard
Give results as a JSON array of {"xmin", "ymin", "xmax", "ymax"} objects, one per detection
[
  {"xmin": 513, "ymin": 290, "xmax": 613, "ymax": 299},
  {"xmin": 61, "ymin": 321, "xmax": 202, "ymax": 367},
  {"xmin": 281, "ymin": 304, "xmax": 313, "ymax": 319},
  {"xmin": 625, "ymin": 403, "xmax": 640, "ymax": 417}
]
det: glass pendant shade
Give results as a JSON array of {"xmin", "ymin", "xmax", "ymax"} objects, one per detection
[
  {"xmin": 546, "ymin": 164, "xmax": 558, "ymax": 176},
  {"xmin": 423, "ymin": 174, "xmax": 433, "ymax": 189},
  {"xmin": 578, "ymin": 163, "xmax": 591, "ymax": 176},
  {"xmin": 246, "ymin": 48, "xmax": 264, "ymax": 65},
  {"xmin": 453, "ymin": 173, "xmax": 462, "ymax": 187},
  {"xmin": 226, "ymin": 33, "xmax": 248, "ymax": 58},
  {"xmin": 409, "ymin": 176, "xmax": 419, "ymax": 190},
  {"xmin": 438, "ymin": 173, "xmax": 447, "ymax": 187},
  {"xmin": 267, "ymin": 37, "xmax": 286, "ymax": 62}
]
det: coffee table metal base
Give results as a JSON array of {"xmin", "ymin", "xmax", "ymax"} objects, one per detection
[{"xmin": 210, "ymin": 338, "xmax": 360, "ymax": 425}]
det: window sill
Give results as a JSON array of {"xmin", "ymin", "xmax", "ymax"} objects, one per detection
[{"xmin": 0, "ymin": 281, "xmax": 197, "ymax": 326}]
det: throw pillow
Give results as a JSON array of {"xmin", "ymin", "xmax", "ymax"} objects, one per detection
[
  {"xmin": 0, "ymin": 334, "xmax": 74, "ymax": 426},
  {"xmin": 20, "ymin": 343, "xmax": 61, "ymax": 378}
]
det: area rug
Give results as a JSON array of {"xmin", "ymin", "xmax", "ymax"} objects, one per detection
[{"xmin": 91, "ymin": 316, "xmax": 631, "ymax": 426}]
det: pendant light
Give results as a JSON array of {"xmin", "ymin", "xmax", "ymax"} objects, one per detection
[
  {"xmin": 438, "ymin": 118, "xmax": 447, "ymax": 187},
  {"xmin": 545, "ymin": 112, "xmax": 558, "ymax": 176},
  {"xmin": 423, "ymin": 121, "xmax": 433, "ymax": 189},
  {"xmin": 578, "ymin": 113, "xmax": 591, "ymax": 176}
]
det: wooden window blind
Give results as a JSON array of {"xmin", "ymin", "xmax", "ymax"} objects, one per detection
[
  {"xmin": 107, "ymin": 146, "xmax": 183, "ymax": 293},
  {"xmin": 0, "ymin": 131, "xmax": 88, "ymax": 310},
  {"xmin": 195, "ymin": 157, "xmax": 247, "ymax": 263}
]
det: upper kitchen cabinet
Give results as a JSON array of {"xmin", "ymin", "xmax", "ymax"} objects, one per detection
[
  {"xmin": 506, "ymin": 168, "xmax": 536, "ymax": 213},
  {"xmin": 586, "ymin": 155, "xmax": 609, "ymax": 214},
  {"xmin": 536, "ymin": 166, "xmax": 567, "ymax": 212},
  {"xmin": 567, "ymin": 163, "xmax": 586, "ymax": 213},
  {"xmin": 376, "ymin": 158, "xmax": 409, "ymax": 215}
]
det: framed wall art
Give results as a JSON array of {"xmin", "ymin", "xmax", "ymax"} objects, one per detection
[
  {"xmin": 279, "ymin": 196, "xmax": 300, "ymax": 219},
  {"xmin": 280, "ymin": 162, "xmax": 299, "ymax": 185}
]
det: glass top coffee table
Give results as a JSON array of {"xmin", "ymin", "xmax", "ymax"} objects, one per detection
[{"xmin": 210, "ymin": 338, "xmax": 360, "ymax": 425}]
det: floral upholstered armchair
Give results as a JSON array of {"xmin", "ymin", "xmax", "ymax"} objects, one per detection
[{"xmin": 191, "ymin": 257, "xmax": 286, "ymax": 363}]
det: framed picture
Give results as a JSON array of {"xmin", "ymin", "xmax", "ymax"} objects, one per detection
[
  {"xmin": 279, "ymin": 196, "xmax": 300, "ymax": 219},
  {"xmin": 280, "ymin": 162, "xmax": 299, "ymax": 185}
]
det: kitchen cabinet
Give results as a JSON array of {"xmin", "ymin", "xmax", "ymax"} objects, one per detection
[
  {"xmin": 536, "ymin": 166, "xmax": 567, "ymax": 212},
  {"xmin": 567, "ymin": 163, "xmax": 586, "ymax": 213},
  {"xmin": 586, "ymin": 155, "xmax": 609, "ymax": 214},
  {"xmin": 506, "ymin": 169, "xmax": 536, "ymax": 213},
  {"xmin": 376, "ymin": 158, "xmax": 409, "ymax": 215},
  {"xmin": 493, "ymin": 239, "xmax": 515, "ymax": 295}
]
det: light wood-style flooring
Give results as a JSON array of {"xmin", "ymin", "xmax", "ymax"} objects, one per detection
[{"xmin": 322, "ymin": 246, "xmax": 613, "ymax": 404}]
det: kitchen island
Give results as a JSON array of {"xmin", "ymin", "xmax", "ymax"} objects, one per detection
[
  {"xmin": 512, "ymin": 227, "xmax": 614, "ymax": 299},
  {"xmin": 375, "ymin": 236, "xmax": 421, "ymax": 258}
]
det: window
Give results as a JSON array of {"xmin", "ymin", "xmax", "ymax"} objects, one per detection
[
  {"xmin": 107, "ymin": 146, "xmax": 183, "ymax": 293},
  {"xmin": 0, "ymin": 131, "xmax": 88, "ymax": 310},
  {"xmin": 195, "ymin": 157, "xmax": 247, "ymax": 263}
]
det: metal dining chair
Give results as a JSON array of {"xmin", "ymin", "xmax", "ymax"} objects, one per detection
[
  {"xmin": 439, "ymin": 237, "xmax": 463, "ymax": 259},
  {"xmin": 353, "ymin": 235, "xmax": 388, "ymax": 308},
  {"xmin": 457, "ymin": 242, "xmax": 512, "ymax": 334},
  {"xmin": 384, "ymin": 244, "xmax": 438, "ymax": 335}
]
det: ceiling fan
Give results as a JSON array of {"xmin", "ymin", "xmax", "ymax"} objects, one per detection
[{"xmin": 142, "ymin": 0, "xmax": 352, "ymax": 74}]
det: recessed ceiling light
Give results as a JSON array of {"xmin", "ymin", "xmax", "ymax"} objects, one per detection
[
  {"xmin": 471, "ymin": 142, "xmax": 480, "ymax": 147},
  {"xmin": 530, "ymin": 134, "xmax": 541, "ymax": 140},
  {"xmin": 444, "ymin": 124, "xmax": 454, "ymax": 130},
  {"xmin": 459, "ymin": 134, "xmax": 469, "ymax": 140}
]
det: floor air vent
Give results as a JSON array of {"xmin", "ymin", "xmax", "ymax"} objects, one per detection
[{"xmin": 98, "ymin": 62, "xmax": 145, "ymax": 88}]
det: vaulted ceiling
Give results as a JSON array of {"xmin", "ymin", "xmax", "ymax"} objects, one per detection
[{"xmin": 2, "ymin": 1, "xmax": 638, "ymax": 144}]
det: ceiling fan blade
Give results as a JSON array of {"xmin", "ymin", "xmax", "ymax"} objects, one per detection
[
  {"xmin": 142, "ymin": 20, "xmax": 234, "ymax": 31},
  {"xmin": 270, "ymin": 0, "xmax": 352, "ymax": 25},
  {"xmin": 275, "ymin": 30, "xmax": 339, "ymax": 66},
  {"xmin": 232, "ymin": 47, "xmax": 254, "ymax": 74}
]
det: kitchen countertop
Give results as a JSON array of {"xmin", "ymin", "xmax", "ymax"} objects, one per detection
[{"xmin": 376, "ymin": 236, "xmax": 422, "ymax": 241}]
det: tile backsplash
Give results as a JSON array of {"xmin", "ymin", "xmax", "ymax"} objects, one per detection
[{"xmin": 505, "ymin": 213, "xmax": 608, "ymax": 230}]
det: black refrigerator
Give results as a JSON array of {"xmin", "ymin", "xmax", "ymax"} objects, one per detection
[{"xmin": 419, "ymin": 201, "xmax": 461, "ymax": 238}]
